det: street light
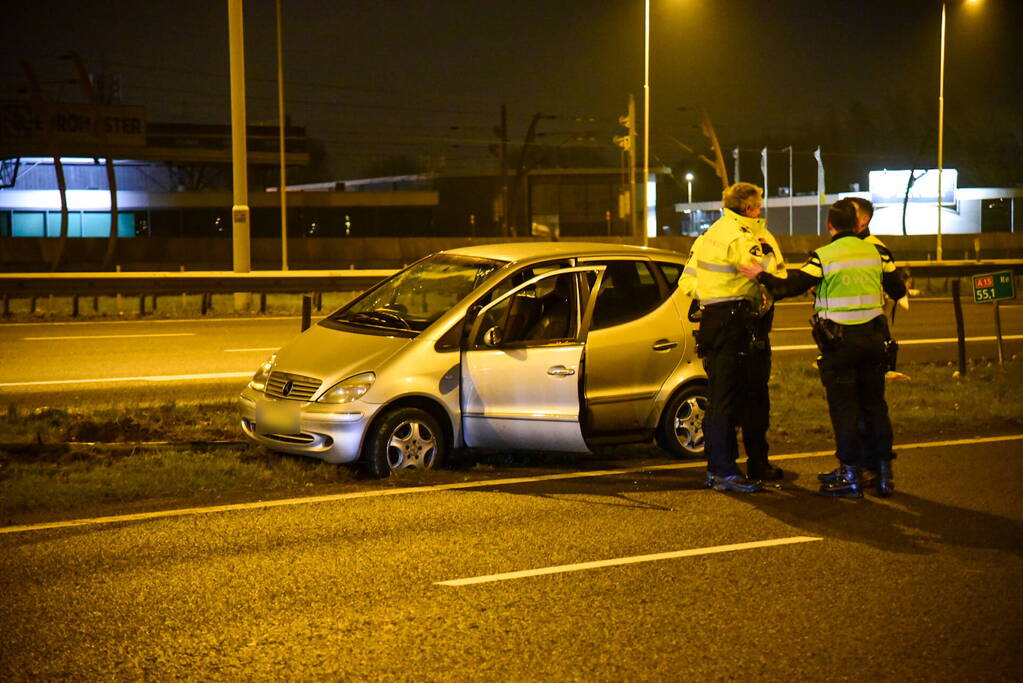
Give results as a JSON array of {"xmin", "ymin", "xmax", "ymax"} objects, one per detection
[
  {"xmin": 228, "ymin": 0, "xmax": 251, "ymax": 311},
  {"xmin": 643, "ymin": 0, "xmax": 650, "ymax": 245},
  {"xmin": 685, "ymin": 172, "xmax": 694, "ymax": 210},
  {"xmin": 275, "ymin": 0, "xmax": 288, "ymax": 271},
  {"xmin": 937, "ymin": 0, "xmax": 982, "ymax": 261}
]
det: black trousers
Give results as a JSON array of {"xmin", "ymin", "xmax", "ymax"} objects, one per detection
[
  {"xmin": 700, "ymin": 302, "xmax": 770, "ymax": 476},
  {"xmin": 742, "ymin": 343, "xmax": 771, "ymax": 465},
  {"xmin": 818, "ymin": 317, "xmax": 894, "ymax": 468},
  {"xmin": 742, "ymin": 307, "xmax": 773, "ymax": 466}
]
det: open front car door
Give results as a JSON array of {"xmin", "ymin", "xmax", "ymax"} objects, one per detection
[{"xmin": 460, "ymin": 266, "xmax": 605, "ymax": 452}]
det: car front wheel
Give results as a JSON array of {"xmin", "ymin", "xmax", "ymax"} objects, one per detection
[
  {"xmin": 657, "ymin": 385, "xmax": 707, "ymax": 459},
  {"xmin": 363, "ymin": 407, "xmax": 446, "ymax": 478}
]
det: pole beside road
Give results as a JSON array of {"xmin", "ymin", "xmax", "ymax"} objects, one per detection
[
  {"xmin": 936, "ymin": 2, "xmax": 946, "ymax": 261},
  {"xmin": 276, "ymin": 0, "xmax": 289, "ymax": 271},
  {"xmin": 972, "ymin": 270, "xmax": 1016, "ymax": 365},
  {"xmin": 229, "ymin": 0, "xmax": 252, "ymax": 311},
  {"xmin": 642, "ymin": 0, "xmax": 650, "ymax": 246}
]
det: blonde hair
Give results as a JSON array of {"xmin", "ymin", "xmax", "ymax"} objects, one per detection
[{"xmin": 722, "ymin": 182, "xmax": 763, "ymax": 214}]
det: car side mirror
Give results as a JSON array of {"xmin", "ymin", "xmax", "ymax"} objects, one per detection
[{"xmin": 482, "ymin": 326, "xmax": 503, "ymax": 347}]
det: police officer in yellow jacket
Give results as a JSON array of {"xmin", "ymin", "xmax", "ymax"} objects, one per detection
[
  {"xmin": 679, "ymin": 182, "xmax": 784, "ymax": 493},
  {"xmin": 741, "ymin": 199, "xmax": 907, "ymax": 497}
]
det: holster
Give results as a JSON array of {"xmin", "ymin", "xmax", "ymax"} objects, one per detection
[
  {"xmin": 810, "ymin": 313, "xmax": 843, "ymax": 353},
  {"xmin": 876, "ymin": 315, "xmax": 898, "ymax": 371},
  {"xmin": 884, "ymin": 338, "xmax": 899, "ymax": 371},
  {"xmin": 696, "ymin": 300, "xmax": 755, "ymax": 358},
  {"xmin": 742, "ymin": 304, "xmax": 767, "ymax": 353}
]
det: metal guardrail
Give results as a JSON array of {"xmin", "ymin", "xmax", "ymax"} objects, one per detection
[
  {"xmin": 0, "ymin": 269, "xmax": 397, "ymax": 297},
  {"xmin": 0, "ymin": 261, "xmax": 1020, "ymax": 300},
  {"xmin": 898, "ymin": 259, "xmax": 1023, "ymax": 279}
]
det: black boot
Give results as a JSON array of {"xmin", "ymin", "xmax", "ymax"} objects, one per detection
[
  {"xmin": 875, "ymin": 460, "xmax": 894, "ymax": 497},
  {"xmin": 747, "ymin": 459, "xmax": 784, "ymax": 481},
  {"xmin": 819, "ymin": 466, "xmax": 863, "ymax": 498},
  {"xmin": 817, "ymin": 466, "xmax": 844, "ymax": 484},
  {"xmin": 821, "ymin": 465, "xmax": 877, "ymax": 484}
]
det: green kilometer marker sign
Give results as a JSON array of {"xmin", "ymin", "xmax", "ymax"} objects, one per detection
[{"xmin": 972, "ymin": 271, "xmax": 1016, "ymax": 303}]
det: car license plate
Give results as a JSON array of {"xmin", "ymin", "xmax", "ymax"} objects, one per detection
[{"xmin": 256, "ymin": 401, "xmax": 301, "ymax": 434}]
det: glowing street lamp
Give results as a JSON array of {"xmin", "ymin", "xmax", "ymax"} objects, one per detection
[
  {"xmin": 643, "ymin": 0, "xmax": 650, "ymax": 245},
  {"xmin": 685, "ymin": 172, "xmax": 694, "ymax": 211},
  {"xmin": 937, "ymin": 0, "xmax": 982, "ymax": 260}
]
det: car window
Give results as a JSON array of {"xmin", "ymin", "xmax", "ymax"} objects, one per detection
[
  {"xmin": 655, "ymin": 261, "xmax": 684, "ymax": 291},
  {"xmin": 325, "ymin": 253, "xmax": 501, "ymax": 334},
  {"xmin": 589, "ymin": 260, "xmax": 664, "ymax": 329},
  {"xmin": 435, "ymin": 260, "xmax": 572, "ymax": 351},
  {"xmin": 473, "ymin": 271, "xmax": 579, "ymax": 348}
]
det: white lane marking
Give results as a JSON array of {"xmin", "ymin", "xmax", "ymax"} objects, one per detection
[
  {"xmin": 775, "ymin": 334, "xmax": 1023, "ymax": 352},
  {"xmin": 22, "ymin": 333, "xmax": 196, "ymax": 341},
  {"xmin": 1, "ymin": 316, "xmax": 301, "ymax": 327},
  {"xmin": 774, "ymin": 298, "xmax": 1018, "ymax": 305},
  {"xmin": 2, "ymin": 433, "xmax": 1020, "ymax": 536},
  {"xmin": 224, "ymin": 347, "xmax": 278, "ymax": 353},
  {"xmin": 897, "ymin": 334, "xmax": 1023, "ymax": 344},
  {"xmin": 0, "ymin": 372, "xmax": 251, "ymax": 388},
  {"xmin": 436, "ymin": 536, "xmax": 824, "ymax": 586}
]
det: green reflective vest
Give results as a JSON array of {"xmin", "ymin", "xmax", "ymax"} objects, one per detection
[{"xmin": 815, "ymin": 236, "xmax": 884, "ymax": 325}]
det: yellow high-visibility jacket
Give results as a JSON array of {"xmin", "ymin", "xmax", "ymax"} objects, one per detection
[{"xmin": 679, "ymin": 209, "xmax": 786, "ymax": 305}]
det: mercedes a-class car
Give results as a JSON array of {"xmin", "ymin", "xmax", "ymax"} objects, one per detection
[{"xmin": 239, "ymin": 242, "xmax": 707, "ymax": 477}]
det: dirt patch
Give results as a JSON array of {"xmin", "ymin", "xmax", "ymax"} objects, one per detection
[{"xmin": 62, "ymin": 415, "xmax": 157, "ymax": 443}]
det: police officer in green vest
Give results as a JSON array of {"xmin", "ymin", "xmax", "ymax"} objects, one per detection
[
  {"xmin": 843, "ymin": 196, "xmax": 901, "ymax": 493},
  {"xmin": 740, "ymin": 198, "xmax": 907, "ymax": 497}
]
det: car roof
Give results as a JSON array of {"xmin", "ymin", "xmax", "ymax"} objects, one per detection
[{"xmin": 441, "ymin": 241, "xmax": 683, "ymax": 263}]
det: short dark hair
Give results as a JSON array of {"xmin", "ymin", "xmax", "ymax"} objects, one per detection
[
  {"xmin": 849, "ymin": 196, "xmax": 874, "ymax": 219},
  {"xmin": 828, "ymin": 198, "xmax": 859, "ymax": 232}
]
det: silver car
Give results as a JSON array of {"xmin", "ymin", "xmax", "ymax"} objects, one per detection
[{"xmin": 239, "ymin": 242, "xmax": 707, "ymax": 476}]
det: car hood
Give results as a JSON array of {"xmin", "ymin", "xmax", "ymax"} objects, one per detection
[{"xmin": 271, "ymin": 323, "xmax": 412, "ymax": 392}]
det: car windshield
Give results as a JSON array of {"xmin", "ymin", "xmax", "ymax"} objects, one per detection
[{"xmin": 326, "ymin": 254, "xmax": 503, "ymax": 333}]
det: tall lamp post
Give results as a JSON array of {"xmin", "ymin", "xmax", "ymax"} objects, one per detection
[
  {"xmin": 685, "ymin": 172, "xmax": 694, "ymax": 208},
  {"xmin": 275, "ymin": 0, "xmax": 288, "ymax": 270},
  {"xmin": 642, "ymin": 0, "xmax": 650, "ymax": 246},
  {"xmin": 937, "ymin": 0, "xmax": 982, "ymax": 260},
  {"xmin": 936, "ymin": 1, "xmax": 947, "ymax": 261},
  {"xmin": 228, "ymin": 0, "xmax": 251, "ymax": 310}
]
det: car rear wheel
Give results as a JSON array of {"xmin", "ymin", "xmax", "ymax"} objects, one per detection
[
  {"xmin": 656, "ymin": 385, "xmax": 707, "ymax": 459},
  {"xmin": 363, "ymin": 407, "xmax": 446, "ymax": 478}
]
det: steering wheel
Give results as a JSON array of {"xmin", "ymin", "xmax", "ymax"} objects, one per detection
[{"xmin": 372, "ymin": 307, "xmax": 411, "ymax": 329}]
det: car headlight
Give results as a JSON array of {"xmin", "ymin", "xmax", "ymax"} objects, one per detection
[
  {"xmin": 248, "ymin": 353, "xmax": 276, "ymax": 392},
  {"xmin": 319, "ymin": 372, "xmax": 375, "ymax": 404}
]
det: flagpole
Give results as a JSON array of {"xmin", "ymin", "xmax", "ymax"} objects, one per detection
[
  {"xmin": 814, "ymin": 146, "xmax": 825, "ymax": 235},
  {"xmin": 760, "ymin": 147, "xmax": 768, "ymax": 220},
  {"xmin": 787, "ymin": 145, "xmax": 793, "ymax": 235}
]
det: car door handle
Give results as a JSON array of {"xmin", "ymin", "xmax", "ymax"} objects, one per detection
[
  {"xmin": 547, "ymin": 365, "xmax": 576, "ymax": 376},
  {"xmin": 652, "ymin": 339, "xmax": 678, "ymax": 351}
]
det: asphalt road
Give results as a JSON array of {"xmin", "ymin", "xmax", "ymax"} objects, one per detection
[
  {"xmin": 2, "ymin": 437, "xmax": 1020, "ymax": 680},
  {"xmin": 1, "ymin": 298, "xmax": 1021, "ymax": 409}
]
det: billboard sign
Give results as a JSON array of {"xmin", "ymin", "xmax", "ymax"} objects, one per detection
[
  {"xmin": 868, "ymin": 169, "xmax": 957, "ymax": 207},
  {"xmin": 0, "ymin": 101, "xmax": 147, "ymax": 153}
]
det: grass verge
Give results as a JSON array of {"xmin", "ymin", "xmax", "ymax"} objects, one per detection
[{"xmin": 2, "ymin": 358, "xmax": 1022, "ymax": 525}]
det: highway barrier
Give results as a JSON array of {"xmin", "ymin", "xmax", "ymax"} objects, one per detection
[{"xmin": 1, "ymin": 261, "xmax": 1020, "ymax": 317}]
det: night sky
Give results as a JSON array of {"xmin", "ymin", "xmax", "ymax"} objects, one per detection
[{"xmin": 2, "ymin": 0, "xmax": 1021, "ymax": 195}]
